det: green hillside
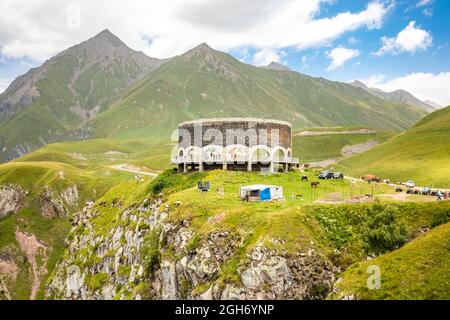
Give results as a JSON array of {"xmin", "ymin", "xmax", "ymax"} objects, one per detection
[
  {"xmin": 14, "ymin": 138, "xmax": 174, "ymax": 171},
  {"xmin": 91, "ymin": 43, "xmax": 426, "ymax": 140},
  {"xmin": 336, "ymin": 106, "xmax": 450, "ymax": 187},
  {"xmin": 332, "ymin": 220, "xmax": 450, "ymax": 300},
  {"xmin": 293, "ymin": 128, "xmax": 394, "ymax": 163}
]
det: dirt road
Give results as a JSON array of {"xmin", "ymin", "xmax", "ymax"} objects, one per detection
[{"xmin": 111, "ymin": 164, "xmax": 158, "ymax": 177}]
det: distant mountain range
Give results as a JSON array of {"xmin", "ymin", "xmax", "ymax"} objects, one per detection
[
  {"xmin": 349, "ymin": 80, "xmax": 440, "ymax": 113},
  {"xmin": 0, "ymin": 30, "xmax": 428, "ymax": 162}
]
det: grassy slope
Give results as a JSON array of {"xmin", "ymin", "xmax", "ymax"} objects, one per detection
[
  {"xmin": 293, "ymin": 130, "xmax": 394, "ymax": 163},
  {"xmin": 333, "ymin": 221, "xmax": 450, "ymax": 300},
  {"xmin": 91, "ymin": 45, "xmax": 425, "ymax": 141},
  {"xmin": 336, "ymin": 106, "xmax": 450, "ymax": 187},
  {"xmin": 14, "ymin": 138, "xmax": 174, "ymax": 172}
]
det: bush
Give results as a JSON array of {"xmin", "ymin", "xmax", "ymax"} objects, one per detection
[
  {"xmin": 87, "ymin": 272, "xmax": 108, "ymax": 291},
  {"xmin": 431, "ymin": 208, "xmax": 450, "ymax": 228},
  {"xmin": 361, "ymin": 202, "xmax": 407, "ymax": 255},
  {"xmin": 141, "ymin": 226, "xmax": 163, "ymax": 276},
  {"xmin": 185, "ymin": 234, "xmax": 201, "ymax": 252},
  {"xmin": 147, "ymin": 169, "xmax": 207, "ymax": 196}
]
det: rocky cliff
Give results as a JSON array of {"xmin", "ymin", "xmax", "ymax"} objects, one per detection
[
  {"xmin": 46, "ymin": 196, "xmax": 337, "ymax": 300},
  {"xmin": 0, "ymin": 182, "xmax": 80, "ymax": 300},
  {"xmin": 0, "ymin": 185, "xmax": 26, "ymax": 219}
]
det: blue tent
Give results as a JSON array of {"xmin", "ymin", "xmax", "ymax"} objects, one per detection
[{"xmin": 260, "ymin": 188, "xmax": 271, "ymax": 201}]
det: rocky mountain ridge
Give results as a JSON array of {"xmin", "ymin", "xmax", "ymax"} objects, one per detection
[{"xmin": 349, "ymin": 80, "xmax": 436, "ymax": 113}]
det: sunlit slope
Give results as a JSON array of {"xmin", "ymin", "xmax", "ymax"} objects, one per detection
[
  {"xmin": 333, "ymin": 220, "xmax": 450, "ymax": 300},
  {"xmin": 336, "ymin": 106, "xmax": 450, "ymax": 187}
]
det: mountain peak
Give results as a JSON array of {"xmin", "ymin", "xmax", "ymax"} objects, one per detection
[
  {"xmin": 190, "ymin": 42, "xmax": 215, "ymax": 53},
  {"xmin": 265, "ymin": 61, "xmax": 291, "ymax": 71},
  {"xmin": 89, "ymin": 29, "xmax": 125, "ymax": 47},
  {"xmin": 180, "ymin": 42, "xmax": 223, "ymax": 61},
  {"xmin": 349, "ymin": 80, "xmax": 368, "ymax": 89}
]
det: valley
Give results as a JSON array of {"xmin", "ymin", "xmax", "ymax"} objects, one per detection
[{"xmin": 1, "ymin": 29, "xmax": 450, "ymax": 301}]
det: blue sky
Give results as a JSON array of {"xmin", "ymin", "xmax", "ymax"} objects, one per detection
[
  {"xmin": 286, "ymin": 0, "xmax": 450, "ymax": 82},
  {"xmin": 1, "ymin": 0, "xmax": 449, "ymax": 105}
]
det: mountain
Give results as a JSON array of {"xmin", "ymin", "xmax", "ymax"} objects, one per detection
[
  {"xmin": 424, "ymin": 100, "xmax": 442, "ymax": 109},
  {"xmin": 336, "ymin": 105, "xmax": 450, "ymax": 187},
  {"xmin": 265, "ymin": 61, "xmax": 292, "ymax": 71},
  {"xmin": 91, "ymin": 43, "xmax": 426, "ymax": 140},
  {"xmin": 0, "ymin": 29, "xmax": 166, "ymax": 162},
  {"xmin": 350, "ymin": 80, "xmax": 436, "ymax": 113}
]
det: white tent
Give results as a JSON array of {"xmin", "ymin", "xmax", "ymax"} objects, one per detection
[{"xmin": 240, "ymin": 184, "xmax": 284, "ymax": 202}]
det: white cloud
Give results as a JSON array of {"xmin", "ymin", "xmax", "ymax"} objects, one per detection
[
  {"xmin": 252, "ymin": 49, "xmax": 283, "ymax": 66},
  {"xmin": 375, "ymin": 21, "xmax": 432, "ymax": 56},
  {"xmin": 302, "ymin": 56, "xmax": 307, "ymax": 64},
  {"xmin": 0, "ymin": 0, "xmax": 390, "ymax": 61},
  {"xmin": 0, "ymin": 77, "xmax": 13, "ymax": 94},
  {"xmin": 358, "ymin": 74, "xmax": 385, "ymax": 87},
  {"xmin": 326, "ymin": 47, "xmax": 359, "ymax": 71},
  {"xmin": 347, "ymin": 36, "xmax": 358, "ymax": 44},
  {"xmin": 362, "ymin": 72, "xmax": 450, "ymax": 107},
  {"xmin": 416, "ymin": 0, "xmax": 432, "ymax": 8},
  {"xmin": 422, "ymin": 8, "xmax": 433, "ymax": 17}
]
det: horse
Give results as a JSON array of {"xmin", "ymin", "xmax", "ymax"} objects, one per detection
[
  {"xmin": 301, "ymin": 176, "xmax": 308, "ymax": 182},
  {"xmin": 311, "ymin": 182, "xmax": 320, "ymax": 188}
]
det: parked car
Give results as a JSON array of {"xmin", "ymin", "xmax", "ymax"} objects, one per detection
[
  {"xmin": 333, "ymin": 172, "xmax": 344, "ymax": 179},
  {"xmin": 422, "ymin": 187, "xmax": 430, "ymax": 195},
  {"xmin": 319, "ymin": 170, "xmax": 334, "ymax": 179},
  {"xmin": 404, "ymin": 180, "xmax": 415, "ymax": 188}
]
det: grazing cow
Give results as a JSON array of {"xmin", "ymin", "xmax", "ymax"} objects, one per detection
[
  {"xmin": 311, "ymin": 182, "xmax": 320, "ymax": 188},
  {"xmin": 301, "ymin": 176, "xmax": 308, "ymax": 182},
  {"xmin": 304, "ymin": 163, "xmax": 311, "ymax": 169}
]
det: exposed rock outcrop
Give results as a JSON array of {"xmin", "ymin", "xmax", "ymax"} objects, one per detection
[
  {"xmin": 15, "ymin": 229, "xmax": 49, "ymax": 300},
  {"xmin": 0, "ymin": 185, "xmax": 26, "ymax": 218},
  {"xmin": 39, "ymin": 187, "xmax": 67, "ymax": 219},
  {"xmin": 46, "ymin": 198, "xmax": 338, "ymax": 300},
  {"xmin": 61, "ymin": 185, "xmax": 79, "ymax": 206}
]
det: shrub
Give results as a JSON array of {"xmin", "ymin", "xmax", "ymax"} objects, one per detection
[
  {"xmin": 361, "ymin": 202, "xmax": 407, "ymax": 255},
  {"xmin": 147, "ymin": 169, "xmax": 207, "ymax": 196},
  {"xmin": 431, "ymin": 208, "xmax": 450, "ymax": 228},
  {"xmin": 141, "ymin": 226, "xmax": 162, "ymax": 276},
  {"xmin": 185, "ymin": 234, "xmax": 201, "ymax": 252},
  {"xmin": 87, "ymin": 272, "xmax": 108, "ymax": 291}
]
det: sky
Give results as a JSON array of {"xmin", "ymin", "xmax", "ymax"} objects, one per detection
[{"xmin": 0, "ymin": 0, "xmax": 449, "ymax": 106}]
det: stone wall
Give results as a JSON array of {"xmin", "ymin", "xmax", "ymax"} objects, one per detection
[{"xmin": 178, "ymin": 118, "xmax": 291, "ymax": 149}]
